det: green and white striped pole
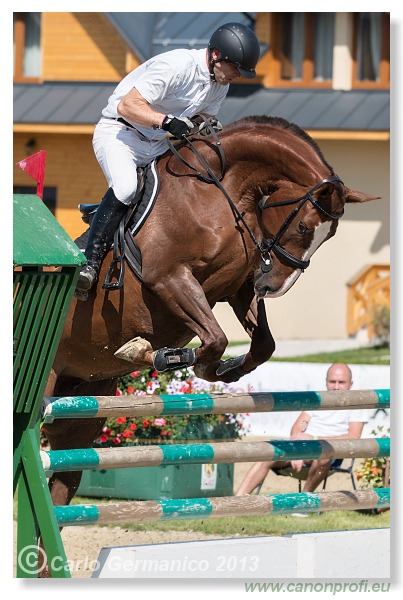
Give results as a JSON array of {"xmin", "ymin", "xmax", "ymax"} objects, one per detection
[
  {"xmin": 41, "ymin": 437, "xmax": 390, "ymax": 474},
  {"xmin": 42, "ymin": 389, "xmax": 390, "ymax": 422},
  {"xmin": 54, "ymin": 488, "xmax": 390, "ymax": 526}
]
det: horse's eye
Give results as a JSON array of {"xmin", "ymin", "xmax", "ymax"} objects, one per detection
[
  {"xmin": 319, "ymin": 189, "xmax": 331, "ymax": 199},
  {"xmin": 297, "ymin": 221, "xmax": 308, "ymax": 235}
]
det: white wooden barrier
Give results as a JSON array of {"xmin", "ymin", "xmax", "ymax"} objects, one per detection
[{"xmin": 92, "ymin": 528, "xmax": 390, "ymax": 579}]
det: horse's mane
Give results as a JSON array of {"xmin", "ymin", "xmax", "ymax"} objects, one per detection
[{"xmin": 227, "ymin": 115, "xmax": 334, "ymax": 172}]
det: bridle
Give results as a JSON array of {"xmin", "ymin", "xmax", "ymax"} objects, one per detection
[
  {"xmin": 166, "ymin": 120, "xmax": 344, "ymax": 274},
  {"xmin": 258, "ymin": 175, "xmax": 344, "ymax": 272}
]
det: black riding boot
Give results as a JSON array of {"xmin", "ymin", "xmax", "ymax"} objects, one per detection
[{"xmin": 75, "ymin": 188, "xmax": 127, "ymax": 296}]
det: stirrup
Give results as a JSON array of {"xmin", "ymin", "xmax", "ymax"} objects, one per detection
[{"xmin": 103, "ymin": 220, "xmax": 125, "ymax": 290}]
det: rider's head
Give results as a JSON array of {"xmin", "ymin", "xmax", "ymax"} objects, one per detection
[{"xmin": 208, "ymin": 22, "xmax": 260, "ymax": 83}]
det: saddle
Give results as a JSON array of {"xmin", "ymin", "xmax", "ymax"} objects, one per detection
[
  {"xmin": 75, "ymin": 160, "xmax": 160, "ymax": 288},
  {"xmin": 76, "ymin": 118, "xmax": 224, "ymax": 291}
]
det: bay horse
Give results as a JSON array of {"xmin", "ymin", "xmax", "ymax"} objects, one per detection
[{"xmin": 43, "ymin": 115, "xmax": 377, "ymax": 513}]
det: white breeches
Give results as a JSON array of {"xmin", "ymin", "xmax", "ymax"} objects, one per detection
[{"xmin": 92, "ymin": 119, "xmax": 169, "ymax": 205}]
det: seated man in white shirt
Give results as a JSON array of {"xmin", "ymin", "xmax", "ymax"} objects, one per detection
[{"xmin": 235, "ymin": 363, "xmax": 368, "ymax": 496}]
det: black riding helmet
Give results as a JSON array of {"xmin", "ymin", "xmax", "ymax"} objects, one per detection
[{"xmin": 208, "ymin": 22, "xmax": 260, "ymax": 80}]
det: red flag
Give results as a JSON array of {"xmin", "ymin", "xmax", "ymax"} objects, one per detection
[{"xmin": 16, "ymin": 150, "xmax": 46, "ymax": 200}]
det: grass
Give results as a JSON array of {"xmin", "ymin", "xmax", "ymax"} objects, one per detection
[
  {"xmin": 190, "ymin": 342, "xmax": 390, "ymax": 366},
  {"xmin": 270, "ymin": 346, "xmax": 390, "ymax": 365}
]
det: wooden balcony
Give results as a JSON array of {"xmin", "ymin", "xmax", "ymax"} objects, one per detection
[{"xmin": 346, "ymin": 264, "xmax": 390, "ymax": 338}]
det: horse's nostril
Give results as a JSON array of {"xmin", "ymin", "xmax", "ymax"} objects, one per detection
[{"xmin": 254, "ymin": 282, "xmax": 271, "ymax": 298}]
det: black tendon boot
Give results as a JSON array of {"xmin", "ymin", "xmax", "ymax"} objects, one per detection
[{"xmin": 75, "ymin": 188, "xmax": 127, "ymax": 298}]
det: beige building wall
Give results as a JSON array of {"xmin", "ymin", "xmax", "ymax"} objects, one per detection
[{"xmin": 213, "ymin": 139, "xmax": 390, "ymax": 341}]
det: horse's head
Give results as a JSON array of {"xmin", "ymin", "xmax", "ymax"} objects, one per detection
[{"xmin": 253, "ymin": 177, "xmax": 378, "ymax": 298}]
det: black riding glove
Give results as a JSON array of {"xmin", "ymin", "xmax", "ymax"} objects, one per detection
[{"xmin": 161, "ymin": 115, "xmax": 194, "ymax": 139}]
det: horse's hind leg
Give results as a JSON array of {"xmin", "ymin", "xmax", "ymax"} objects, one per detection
[
  {"xmin": 43, "ymin": 417, "xmax": 106, "ymax": 505},
  {"xmin": 42, "ymin": 376, "xmax": 117, "ymax": 506},
  {"xmin": 38, "ymin": 376, "xmax": 117, "ymax": 576}
]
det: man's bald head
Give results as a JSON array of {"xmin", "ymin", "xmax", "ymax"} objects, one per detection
[{"xmin": 326, "ymin": 363, "xmax": 353, "ymax": 390}]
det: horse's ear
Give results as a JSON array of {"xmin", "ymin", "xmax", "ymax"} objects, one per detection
[{"xmin": 345, "ymin": 187, "xmax": 380, "ymax": 203}]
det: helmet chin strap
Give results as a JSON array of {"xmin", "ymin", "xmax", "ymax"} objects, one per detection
[
  {"xmin": 208, "ymin": 48, "xmax": 222, "ymax": 82},
  {"xmin": 209, "ymin": 58, "xmax": 218, "ymax": 81}
]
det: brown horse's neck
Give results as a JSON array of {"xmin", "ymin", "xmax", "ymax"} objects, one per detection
[{"xmin": 215, "ymin": 124, "xmax": 333, "ymax": 210}]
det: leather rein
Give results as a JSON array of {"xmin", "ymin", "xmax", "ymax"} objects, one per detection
[{"xmin": 167, "ymin": 118, "xmax": 344, "ymax": 274}]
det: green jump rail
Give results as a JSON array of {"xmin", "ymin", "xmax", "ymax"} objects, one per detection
[
  {"xmin": 54, "ymin": 488, "xmax": 391, "ymax": 526},
  {"xmin": 42, "ymin": 389, "xmax": 390, "ymax": 421},
  {"xmin": 41, "ymin": 437, "xmax": 390, "ymax": 473}
]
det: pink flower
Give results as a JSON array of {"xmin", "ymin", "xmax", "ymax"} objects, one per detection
[
  {"xmin": 116, "ymin": 389, "xmax": 121, "ymax": 396},
  {"xmin": 99, "ymin": 434, "xmax": 108, "ymax": 443},
  {"xmin": 112, "ymin": 437, "xmax": 121, "ymax": 445},
  {"xmin": 131, "ymin": 371, "xmax": 140, "ymax": 377},
  {"xmin": 154, "ymin": 418, "xmax": 166, "ymax": 427},
  {"xmin": 126, "ymin": 386, "xmax": 135, "ymax": 394}
]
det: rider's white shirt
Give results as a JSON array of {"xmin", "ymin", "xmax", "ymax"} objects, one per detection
[{"xmin": 102, "ymin": 48, "xmax": 228, "ymax": 140}]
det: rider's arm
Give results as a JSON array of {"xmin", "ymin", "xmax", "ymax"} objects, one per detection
[{"xmin": 117, "ymin": 87, "xmax": 165, "ymax": 129}]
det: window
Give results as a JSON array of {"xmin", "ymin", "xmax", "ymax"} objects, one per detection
[
  {"xmin": 13, "ymin": 12, "xmax": 42, "ymax": 82},
  {"xmin": 13, "ymin": 186, "xmax": 57, "ymax": 215},
  {"xmin": 270, "ymin": 13, "xmax": 334, "ymax": 87},
  {"xmin": 352, "ymin": 13, "xmax": 390, "ymax": 88}
]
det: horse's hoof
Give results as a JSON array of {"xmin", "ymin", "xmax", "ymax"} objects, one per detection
[
  {"xmin": 193, "ymin": 363, "xmax": 208, "ymax": 379},
  {"xmin": 114, "ymin": 337, "xmax": 153, "ymax": 363},
  {"xmin": 74, "ymin": 288, "xmax": 89, "ymax": 301},
  {"xmin": 216, "ymin": 354, "xmax": 247, "ymax": 381}
]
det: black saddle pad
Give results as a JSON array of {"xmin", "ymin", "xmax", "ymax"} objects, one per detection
[{"xmin": 75, "ymin": 160, "xmax": 160, "ymax": 283}]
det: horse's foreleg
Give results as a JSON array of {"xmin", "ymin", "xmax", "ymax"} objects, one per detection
[
  {"xmin": 221, "ymin": 278, "xmax": 275, "ymax": 381},
  {"xmin": 138, "ymin": 268, "xmax": 229, "ymax": 381}
]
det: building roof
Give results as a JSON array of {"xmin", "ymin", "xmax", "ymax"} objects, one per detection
[
  {"xmin": 105, "ymin": 12, "xmax": 258, "ymax": 63},
  {"xmin": 13, "ymin": 11, "xmax": 389, "ymax": 133},
  {"xmin": 13, "ymin": 82, "xmax": 390, "ymax": 132},
  {"xmin": 220, "ymin": 86, "xmax": 390, "ymax": 131}
]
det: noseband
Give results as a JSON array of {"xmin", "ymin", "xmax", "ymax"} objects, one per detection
[{"xmin": 258, "ymin": 176, "xmax": 344, "ymax": 273}]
